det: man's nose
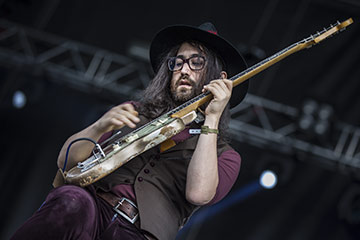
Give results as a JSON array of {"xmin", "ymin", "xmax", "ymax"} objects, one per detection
[{"xmin": 180, "ymin": 62, "xmax": 191, "ymax": 74}]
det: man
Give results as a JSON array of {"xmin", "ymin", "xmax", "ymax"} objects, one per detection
[{"xmin": 11, "ymin": 22, "xmax": 248, "ymax": 240}]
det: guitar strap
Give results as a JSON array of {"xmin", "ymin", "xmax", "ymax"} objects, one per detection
[{"xmin": 160, "ymin": 139, "xmax": 177, "ymax": 153}]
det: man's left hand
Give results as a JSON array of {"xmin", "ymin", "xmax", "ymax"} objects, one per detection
[{"xmin": 202, "ymin": 79, "xmax": 232, "ymax": 119}]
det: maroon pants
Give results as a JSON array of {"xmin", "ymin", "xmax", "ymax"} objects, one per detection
[{"xmin": 10, "ymin": 185, "xmax": 147, "ymax": 240}]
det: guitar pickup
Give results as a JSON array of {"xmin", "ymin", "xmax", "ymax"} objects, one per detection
[{"xmin": 125, "ymin": 134, "xmax": 139, "ymax": 143}]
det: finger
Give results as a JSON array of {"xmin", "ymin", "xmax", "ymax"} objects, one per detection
[
  {"xmin": 223, "ymin": 79, "xmax": 233, "ymax": 91},
  {"xmin": 214, "ymin": 80, "xmax": 229, "ymax": 93},
  {"xmin": 212, "ymin": 79, "xmax": 232, "ymax": 91},
  {"xmin": 113, "ymin": 103, "xmax": 138, "ymax": 118},
  {"xmin": 204, "ymin": 85, "xmax": 223, "ymax": 99},
  {"xmin": 206, "ymin": 81, "xmax": 228, "ymax": 96},
  {"xmin": 121, "ymin": 103, "xmax": 138, "ymax": 115},
  {"xmin": 118, "ymin": 109, "xmax": 140, "ymax": 123},
  {"xmin": 112, "ymin": 104, "xmax": 140, "ymax": 123},
  {"xmin": 116, "ymin": 114, "xmax": 137, "ymax": 128},
  {"xmin": 211, "ymin": 80, "xmax": 233, "ymax": 97},
  {"xmin": 109, "ymin": 118, "xmax": 124, "ymax": 128}
]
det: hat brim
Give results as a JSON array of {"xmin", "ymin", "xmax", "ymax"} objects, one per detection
[{"xmin": 150, "ymin": 24, "xmax": 249, "ymax": 108}]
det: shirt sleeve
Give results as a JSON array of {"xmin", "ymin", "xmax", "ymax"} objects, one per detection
[
  {"xmin": 98, "ymin": 131, "xmax": 113, "ymax": 143},
  {"xmin": 207, "ymin": 148, "xmax": 241, "ymax": 205}
]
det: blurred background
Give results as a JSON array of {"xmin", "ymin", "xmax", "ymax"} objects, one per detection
[{"xmin": 0, "ymin": 0, "xmax": 359, "ymax": 239}]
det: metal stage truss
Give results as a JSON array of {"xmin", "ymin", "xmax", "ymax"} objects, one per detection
[
  {"xmin": 0, "ymin": 19, "xmax": 150, "ymax": 99},
  {"xmin": 0, "ymin": 19, "xmax": 359, "ymax": 174}
]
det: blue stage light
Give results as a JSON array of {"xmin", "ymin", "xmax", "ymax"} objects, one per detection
[
  {"xmin": 12, "ymin": 90, "xmax": 27, "ymax": 109},
  {"xmin": 259, "ymin": 170, "xmax": 277, "ymax": 189}
]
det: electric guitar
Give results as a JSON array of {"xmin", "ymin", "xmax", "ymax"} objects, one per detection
[{"xmin": 63, "ymin": 18, "xmax": 353, "ymax": 187}]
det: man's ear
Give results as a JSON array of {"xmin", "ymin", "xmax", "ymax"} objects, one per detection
[{"xmin": 220, "ymin": 71, "xmax": 228, "ymax": 79}]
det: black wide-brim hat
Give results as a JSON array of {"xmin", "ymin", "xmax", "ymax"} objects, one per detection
[{"xmin": 150, "ymin": 22, "xmax": 249, "ymax": 108}]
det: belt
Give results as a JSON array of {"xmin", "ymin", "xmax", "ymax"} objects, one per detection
[{"xmin": 97, "ymin": 191, "xmax": 139, "ymax": 224}]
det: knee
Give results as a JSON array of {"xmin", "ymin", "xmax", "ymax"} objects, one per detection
[
  {"xmin": 11, "ymin": 186, "xmax": 98, "ymax": 239},
  {"xmin": 45, "ymin": 185, "xmax": 96, "ymax": 219}
]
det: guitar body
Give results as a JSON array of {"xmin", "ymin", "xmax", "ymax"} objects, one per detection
[{"xmin": 65, "ymin": 111, "xmax": 198, "ymax": 186}]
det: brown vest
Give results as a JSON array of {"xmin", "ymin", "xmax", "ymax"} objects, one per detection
[{"xmin": 94, "ymin": 114, "xmax": 232, "ymax": 240}]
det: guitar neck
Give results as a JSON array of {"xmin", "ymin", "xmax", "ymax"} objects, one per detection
[
  {"xmin": 170, "ymin": 42, "xmax": 305, "ymax": 118},
  {"xmin": 169, "ymin": 18, "xmax": 353, "ymax": 119},
  {"xmin": 231, "ymin": 42, "xmax": 304, "ymax": 87},
  {"xmin": 101, "ymin": 42, "xmax": 302, "ymax": 148}
]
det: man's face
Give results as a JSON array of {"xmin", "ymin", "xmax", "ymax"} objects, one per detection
[{"xmin": 170, "ymin": 42, "xmax": 205, "ymax": 103}]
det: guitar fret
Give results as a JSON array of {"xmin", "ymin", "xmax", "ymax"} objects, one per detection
[
  {"xmin": 230, "ymin": 43, "xmax": 298, "ymax": 81},
  {"xmin": 169, "ymin": 92, "xmax": 210, "ymax": 115}
]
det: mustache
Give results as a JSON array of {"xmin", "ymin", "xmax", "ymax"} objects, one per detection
[{"xmin": 175, "ymin": 75, "xmax": 196, "ymax": 88}]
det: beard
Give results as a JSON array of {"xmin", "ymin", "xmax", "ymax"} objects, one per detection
[{"xmin": 170, "ymin": 75, "xmax": 202, "ymax": 104}]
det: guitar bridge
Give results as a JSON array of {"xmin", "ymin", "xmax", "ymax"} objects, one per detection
[
  {"xmin": 77, "ymin": 154, "xmax": 102, "ymax": 172},
  {"xmin": 77, "ymin": 144, "xmax": 106, "ymax": 172}
]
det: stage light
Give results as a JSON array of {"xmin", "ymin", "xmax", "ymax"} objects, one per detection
[
  {"xmin": 318, "ymin": 104, "xmax": 333, "ymax": 120},
  {"xmin": 255, "ymin": 154, "xmax": 295, "ymax": 189},
  {"xmin": 298, "ymin": 99, "xmax": 334, "ymax": 138},
  {"xmin": 314, "ymin": 120, "xmax": 329, "ymax": 135},
  {"xmin": 299, "ymin": 114, "xmax": 314, "ymax": 130},
  {"xmin": 302, "ymin": 99, "xmax": 318, "ymax": 115},
  {"xmin": 12, "ymin": 90, "xmax": 27, "ymax": 109},
  {"xmin": 299, "ymin": 99, "xmax": 317, "ymax": 131},
  {"xmin": 259, "ymin": 170, "xmax": 278, "ymax": 189}
]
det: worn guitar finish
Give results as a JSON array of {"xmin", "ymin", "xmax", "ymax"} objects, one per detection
[
  {"xmin": 65, "ymin": 111, "xmax": 197, "ymax": 186},
  {"xmin": 65, "ymin": 18, "xmax": 353, "ymax": 187}
]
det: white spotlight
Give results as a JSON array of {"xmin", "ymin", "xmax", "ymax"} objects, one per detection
[
  {"xmin": 12, "ymin": 90, "xmax": 27, "ymax": 109},
  {"xmin": 259, "ymin": 170, "xmax": 278, "ymax": 189}
]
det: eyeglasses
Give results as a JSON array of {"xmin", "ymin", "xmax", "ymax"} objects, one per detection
[{"xmin": 168, "ymin": 55, "xmax": 206, "ymax": 72}]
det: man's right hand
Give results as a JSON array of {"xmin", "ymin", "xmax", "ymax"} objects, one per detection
[
  {"xmin": 94, "ymin": 103, "xmax": 140, "ymax": 134},
  {"xmin": 57, "ymin": 103, "xmax": 140, "ymax": 170}
]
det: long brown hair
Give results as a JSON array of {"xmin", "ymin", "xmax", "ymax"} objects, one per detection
[{"xmin": 138, "ymin": 41, "xmax": 231, "ymax": 140}]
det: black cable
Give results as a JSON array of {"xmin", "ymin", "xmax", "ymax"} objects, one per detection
[{"xmin": 62, "ymin": 137, "xmax": 98, "ymax": 172}]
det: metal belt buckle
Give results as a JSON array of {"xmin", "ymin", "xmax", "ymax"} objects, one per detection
[{"xmin": 113, "ymin": 197, "xmax": 139, "ymax": 224}]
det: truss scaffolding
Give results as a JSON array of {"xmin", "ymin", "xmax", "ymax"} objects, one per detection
[
  {"xmin": 0, "ymin": 19, "xmax": 150, "ymax": 100},
  {"xmin": 230, "ymin": 94, "xmax": 360, "ymax": 173},
  {"xmin": 0, "ymin": 19, "xmax": 359, "ymax": 174}
]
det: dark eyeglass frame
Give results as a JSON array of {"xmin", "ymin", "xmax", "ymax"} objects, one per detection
[{"xmin": 167, "ymin": 55, "xmax": 206, "ymax": 72}]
